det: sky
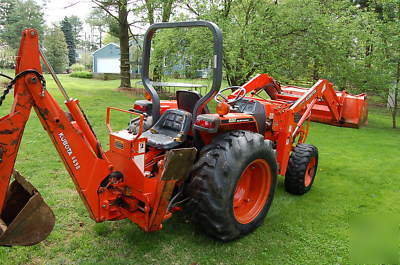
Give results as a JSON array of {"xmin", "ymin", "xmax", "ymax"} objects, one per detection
[
  {"xmin": 37, "ymin": 0, "xmax": 146, "ymax": 34},
  {"xmin": 39, "ymin": 0, "xmax": 95, "ymax": 26}
]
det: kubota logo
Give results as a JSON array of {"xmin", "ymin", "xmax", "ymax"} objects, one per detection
[
  {"xmin": 58, "ymin": 132, "xmax": 80, "ymax": 170},
  {"xmin": 59, "ymin": 132, "xmax": 72, "ymax": 155}
]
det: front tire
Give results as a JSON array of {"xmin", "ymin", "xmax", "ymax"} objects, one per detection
[
  {"xmin": 284, "ymin": 143, "xmax": 318, "ymax": 195},
  {"xmin": 187, "ymin": 130, "xmax": 277, "ymax": 241}
]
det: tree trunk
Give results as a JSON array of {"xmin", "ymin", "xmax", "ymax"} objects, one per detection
[
  {"xmin": 162, "ymin": 0, "xmax": 174, "ymax": 22},
  {"xmin": 119, "ymin": 0, "xmax": 131, "ymax": 88},
  {"xmin": 145, "ymin": 0, "xmax": 154, "ymax": 24},
  {"xmin": 392, "ymin": 61, "xmax": 399, "ymax": 129},
  {"xmin": 99, "ymin": 29, "xmax": 102, "ymax": 48}
]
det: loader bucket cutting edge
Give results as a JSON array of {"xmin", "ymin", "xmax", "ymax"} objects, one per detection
[{"xmin": 0, "ymin": 170, "xmax": 55, "ymax": 246}]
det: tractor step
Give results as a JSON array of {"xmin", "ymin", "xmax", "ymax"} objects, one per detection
[{"xmin": 0, "ymin": 170, "xmax": 55, "ymax": 246}]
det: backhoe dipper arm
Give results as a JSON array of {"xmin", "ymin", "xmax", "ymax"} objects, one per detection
[{"xmin": 0, "ymin": 29, "xmax": 113, "ymax": 220}]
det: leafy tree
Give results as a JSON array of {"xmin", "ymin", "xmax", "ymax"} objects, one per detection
[
  {"xmin": 367, "ymin": 0, "xmax": 400, "ymax": 128},
  {"xmin": 92, "ymin": 0, "xmax": 133, "ymax": 88},
  {"xmin": 0, "ymin": 0, "xmax": 44, "ymax": 49},
  {"xmin": 86, "ymin": 8, "xmax": 108, "ymax": 48},
  {"xmin": 143, "ymin": 0, "xmax": 178, "ymax": 81},
  {"xmin": 61, "ymin": 17, "xmax": 76, "ymax": 66},
  {"xmin": 43, "ymin": 25, "xmax": 69, "ymax": 73},
  {"xmin": 0, "ymin": 0, "xmax": 15, "ymax": 28},
  {"xmin": 68, "ymin": 15, "xmax": 84, "ymax": 47},
  {"xmin": 0, "ymin": 43, "xmax": 15, "ymax": 69},
  {"xmin": 103, "ymin": 33, "xmax": 119, "ymax": 45}
]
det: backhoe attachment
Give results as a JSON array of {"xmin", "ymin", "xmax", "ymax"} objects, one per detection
[{"xmin": 0, "ymin": 171, "xmax": 55, "ymax": 246}]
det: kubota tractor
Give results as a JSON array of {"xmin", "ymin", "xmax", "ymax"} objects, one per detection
[{"xmin": 0, "ymin": 21, "xmax": 367, "ymax": 246}]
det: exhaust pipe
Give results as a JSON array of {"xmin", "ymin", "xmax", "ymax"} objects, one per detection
[{"xmin": 0, "ymin": 170, "xmax": 55, "ymax": 246}]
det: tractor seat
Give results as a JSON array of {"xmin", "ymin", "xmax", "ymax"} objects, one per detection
[
  {"xmin": 176, "ymin": 90, "xmax": 210, "ymax": 114},
  {"xmin": 142, "ymin": 109, "xmax": 192, "ymax": 150}
]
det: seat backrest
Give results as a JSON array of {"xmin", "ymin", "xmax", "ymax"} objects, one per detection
[
  {"xmin": 176, "ymin": 90, "xmax": 209, "ymax": 115},
  {"xmin": 153, "ymin": 109, "xmax": 192, "ymax": 136},
  {"xmin": 142, "ymin": 109, "xmax": 192, "ymax": 150}
]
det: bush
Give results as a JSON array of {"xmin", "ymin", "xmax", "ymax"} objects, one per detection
[
  {"xmin": 71, "ymin": 63, "xmax": 85, "ymax": 72},
  {"xmin": 70, "ymin": 71, "xmax": 93, "ymax": 79}
]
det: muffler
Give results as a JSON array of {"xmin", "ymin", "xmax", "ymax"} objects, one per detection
[{"xmin": 0, "ymin": 170, "xmax": 55, "ymax": 246}]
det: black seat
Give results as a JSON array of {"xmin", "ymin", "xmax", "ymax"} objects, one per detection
[
  {"xmin": 142, "ymin": 109, "xmax": 192, "ymax": 150},
  {"xmin": 176, "ymin": 90, "xmax": 209, "ymax": 114}
]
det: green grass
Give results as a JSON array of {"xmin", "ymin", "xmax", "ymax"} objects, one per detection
[{"xmin": 0, "ymin": 74, "xmax": 398, "ymax": 265}]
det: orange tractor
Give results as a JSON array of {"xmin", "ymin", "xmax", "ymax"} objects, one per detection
[{"xmin": 0, "ymin": 21, "xmax": 367, "ymax": 246}]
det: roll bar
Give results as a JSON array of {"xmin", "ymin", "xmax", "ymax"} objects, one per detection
[{"xmin": 141, "ymin": 21, "xmax": 223, "ymax": 124}]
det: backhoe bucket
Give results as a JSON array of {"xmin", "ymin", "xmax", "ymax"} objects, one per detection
[{"xmin": 0, "ymin": 170, "xmax": 55, "ymax": 246}]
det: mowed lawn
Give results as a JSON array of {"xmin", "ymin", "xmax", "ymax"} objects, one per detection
[{"xmin": 0, "ymin": 74, "xmax": 398, "ymax": 265}]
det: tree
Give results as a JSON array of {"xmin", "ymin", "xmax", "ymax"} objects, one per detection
[
  {"xmin": 143, "ymin": 0, "xmax": 178, "ymax": 81},
  {"xmin": 86, "ymin": 8, "xmax": 109, "ymax": 48},
  {"xmin": 0, "ymin": 0, "xmax": 15, "ymax": 29},
  {"xmin": 0, "ymin": 0, "xmax": 44, "ymax": 49},
  {"xmin": 181, "ymin": 0, "xmax": 366, "ymax": 87},
  {"xmin": 370, "ymin": 0, "xmax": 400, "ymax": 128},
  {"xmin": 103, "ymin": 32, "xmax": 119, "ymax": 45},
  {"xmin": 92, "ymin": 0, "xmax": 133, "ymax": 88},
  {"xmin": 43, "ymin": 25, "xmax": 69, "ymax": 73},
  {"xmin": 68, "ymin": 15, "xmax": 84, "ymax": 47},
  {"xmin": 61, "ymin": 17, "xmax": 76, "ymax": 66},
  {"xmin": 0, "ymin": 42, "xmax": 15, "ymax": 69}
]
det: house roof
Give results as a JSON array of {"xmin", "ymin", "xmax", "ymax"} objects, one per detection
[{"xmin": 92, "ymin": 43, "xmax": 120, "ymax": 56}]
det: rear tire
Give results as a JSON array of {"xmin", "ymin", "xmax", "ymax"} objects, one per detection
[
  {"xmin": 284, "ymin": 143, "xmax": 318, "ymax": 195},
  {"xmin": 187, "ymin": 130, "xmax": 277, "ymax": 241}
]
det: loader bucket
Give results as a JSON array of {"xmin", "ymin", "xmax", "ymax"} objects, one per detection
[
  {"xmin": 0, "ymin": 170, "xmax": 55, "ymax": 246},
  {"xmin": 310, "ymin": 92, "xmax": 368, "ymax": 128},
  {"xmin": 338, "ymin": 92, "xmax": 368, "ymax": 128}
]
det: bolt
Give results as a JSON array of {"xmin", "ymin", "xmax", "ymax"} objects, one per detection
[
  {"xmin": 30, "ymin": 31, "xmax": 36, "ymax": 37},
  {"xmin": 30, "ymin": 77, "xmax": 37, "ymax": 83},
  {"xmin": 102, "ymin": 204, "xmax": 107, "ymax": 208}
]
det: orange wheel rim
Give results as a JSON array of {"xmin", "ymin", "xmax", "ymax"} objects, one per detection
[
  {"xmin": 304, "ymin": 157, "xmax": 316, "ymax": 187},
  {"xmin": 233, "ymin": 159, "xmax": 271, "ymax": 224}
]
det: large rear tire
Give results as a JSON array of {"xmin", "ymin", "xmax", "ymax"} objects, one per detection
[
  {"xmin": 187, "ymin": 130, "xmax": 277, "ymax": 241},
  {"xmin": 284, "ymin": 143, "xmax": 318, "ymax": 195}
]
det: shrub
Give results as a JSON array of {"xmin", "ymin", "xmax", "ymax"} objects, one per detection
[
  {"xmin": 71, "ymin": 63, "xmax": 85, "ymax": 72},
  {"xmin": 70, "ymin": 71, "xmax": 93, "ymax": 79}
]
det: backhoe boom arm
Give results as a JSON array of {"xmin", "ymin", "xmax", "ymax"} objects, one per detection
[{"xmin": 0, "ymin": 29, "xmax": 113, "ymax": 220}]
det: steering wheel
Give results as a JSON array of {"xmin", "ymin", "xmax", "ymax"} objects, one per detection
[{"xmin": 215, "ymin": 86, "xmax": 247, "ymax": 104}]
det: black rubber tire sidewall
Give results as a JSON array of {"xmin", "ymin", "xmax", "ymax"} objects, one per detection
[
  {"xmin": 186, "ymin": 130, "xmax": 278, "ymax": 241},
  {"xmin": 284, "ymin": 143, "xmax": 319, "ymax": 195}
]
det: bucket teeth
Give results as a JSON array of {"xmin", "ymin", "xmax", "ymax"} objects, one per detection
[{"xmin": 0, "ymin": 170, "xmax": 55, "ymax": 246}]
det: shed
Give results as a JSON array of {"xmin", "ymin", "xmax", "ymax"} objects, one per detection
[{"xmin": 92, "ymin": 43, "xmax": 120, "ymax": 74}]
